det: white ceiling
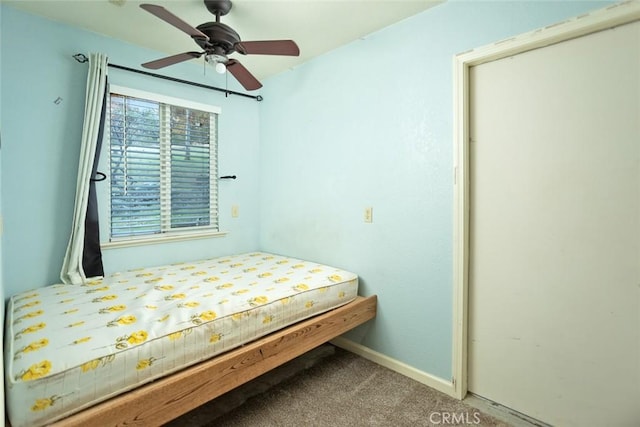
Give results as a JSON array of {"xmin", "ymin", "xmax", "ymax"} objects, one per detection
[{"xmin": 4, "ymin": 0, "xmax": 441, "ymax": 81}]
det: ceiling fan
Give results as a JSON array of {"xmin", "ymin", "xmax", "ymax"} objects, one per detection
[{"xmin": 140, "ymin": 0, "xmax": 300, "ymax": 91}]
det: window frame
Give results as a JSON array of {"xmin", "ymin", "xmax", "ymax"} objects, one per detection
[{"xmin": 102, "ymin": 85, "xmax": 226, "ymax": 248}]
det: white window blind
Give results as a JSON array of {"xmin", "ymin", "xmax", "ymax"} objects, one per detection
[{"xmin": 108, "ymin": 88, "xmax": 219, "ymax": 241}]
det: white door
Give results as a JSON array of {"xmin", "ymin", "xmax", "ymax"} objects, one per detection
[{"xmin": 468, "ymin": 21, "xmax": 639, "ymax": 426}]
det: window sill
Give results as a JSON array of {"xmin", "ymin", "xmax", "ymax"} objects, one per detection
[{"xmin": 101, "ymin": 230, "xmax": 228, "ymax": 249}]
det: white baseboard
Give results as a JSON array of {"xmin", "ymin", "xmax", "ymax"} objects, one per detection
[{"xmin": 330, "ymin": 337, "xmax": 456, "ymax": 398}]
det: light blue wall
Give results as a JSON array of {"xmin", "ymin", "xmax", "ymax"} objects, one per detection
[
  {"xmin": 0, "ymin": 5, "xmax": 261, "ymax": 299},
  {"xmin": 258, "ymin": 0, "xmax": 612, "ymax": 380}
]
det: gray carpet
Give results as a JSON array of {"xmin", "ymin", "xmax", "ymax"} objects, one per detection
[{"xmin": 166, "ymin": 345, "xmax": 511, "ymax": 427}]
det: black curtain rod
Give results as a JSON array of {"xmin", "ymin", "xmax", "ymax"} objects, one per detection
[{"xmin": 73, "ymin": 53, "xmax": 263, "ymax": 102}]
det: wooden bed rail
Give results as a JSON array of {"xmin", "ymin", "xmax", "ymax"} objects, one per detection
[{"xmin": 50, "ymin": 295, "xmax": 377, "ymax": 426}]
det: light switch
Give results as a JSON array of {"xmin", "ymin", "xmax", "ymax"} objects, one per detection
[{"xmin": 364, "ymin": 207, "xmax": 373, "ymax": 223}]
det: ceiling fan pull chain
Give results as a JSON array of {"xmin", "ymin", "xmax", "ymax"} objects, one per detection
[{"xmin": 225, "ymin": 70, "xmax": 229, "ymax": 97}]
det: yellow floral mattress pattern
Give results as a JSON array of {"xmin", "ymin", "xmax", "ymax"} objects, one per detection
[{"xmin": 4, "ymin": 252, "xmax": 358, "ymax": 427}]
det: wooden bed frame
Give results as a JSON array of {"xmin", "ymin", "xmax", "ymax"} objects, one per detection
[{"xmin": 46, "ymin": 295, "xmax": 377, "ymax": 426}]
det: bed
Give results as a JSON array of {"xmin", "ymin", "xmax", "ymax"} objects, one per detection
[{"xmin": 4, "ymin": 252, "xmax": 377, "ymax": 426}]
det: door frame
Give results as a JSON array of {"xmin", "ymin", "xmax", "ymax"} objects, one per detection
[{"xmin": 451, "ymin": 1, "xmax": 640, "ymax": 400}]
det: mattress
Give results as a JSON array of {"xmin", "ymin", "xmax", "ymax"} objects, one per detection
[{"xmin": 4, "ymin": 252, "xmax": 358, "ymax": 427}]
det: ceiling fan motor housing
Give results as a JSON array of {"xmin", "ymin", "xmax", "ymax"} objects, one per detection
[{"xmin": 195, "ymin": 22, "xmax": 241, "ymax": 55}]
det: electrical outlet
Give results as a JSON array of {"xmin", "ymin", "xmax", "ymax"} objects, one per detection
[
  {"xmin": 364, "ymin": 207, "xmax": 373, "ymax": 223},
  {"xmin": 231, "ymin": 205, "xmax": 239, "ymax": 218}
]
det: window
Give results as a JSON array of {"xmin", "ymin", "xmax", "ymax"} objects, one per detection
[{"xmin": 107, "ymin": 86, "xmax": 220, "ymax": 243}]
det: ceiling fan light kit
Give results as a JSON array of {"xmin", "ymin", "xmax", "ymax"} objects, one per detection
[{"xmin": 140, "ymin": 0, "xmax": 300, "ymax": 91}]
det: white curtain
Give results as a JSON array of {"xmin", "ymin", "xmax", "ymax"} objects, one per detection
[{"xmin": 60, "ymin": 53, "xmax": 109, "ymax": 285}]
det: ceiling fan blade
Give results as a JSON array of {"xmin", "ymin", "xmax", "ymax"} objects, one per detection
[
  {"xmin": 140, "ymin": 4, "xmax": 209, "ymax": 41},
  {"xmin": 226, "ymin": 59, "xmax": 262, "ymax": 91},
  {"xmin": 235, "ymin": 40, "xmax": 300, "ymax": 56},
  {"xmin": 142, "ymin": 52, "xmax": 204, "ymax": 70}
]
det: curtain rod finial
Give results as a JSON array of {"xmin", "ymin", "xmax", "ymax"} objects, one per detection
[{"xmin": 73, "ymin": 53, "xmax": 89, "ymax": 63}]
